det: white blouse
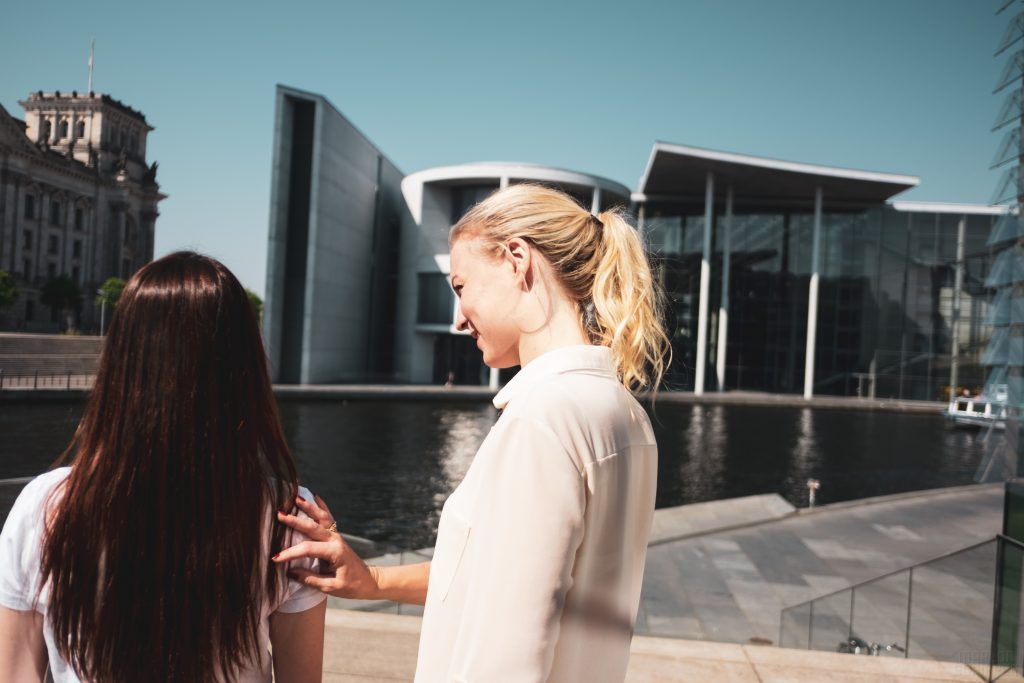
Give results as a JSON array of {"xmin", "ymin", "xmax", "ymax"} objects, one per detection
[{"xmin": 415, "ymin": 345, "xmax": 658, "ymax": 683}]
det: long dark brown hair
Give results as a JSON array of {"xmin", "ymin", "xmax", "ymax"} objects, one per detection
[{"xmin": 38, "ymin": 251, "xmax": 298, "ymax": 682}]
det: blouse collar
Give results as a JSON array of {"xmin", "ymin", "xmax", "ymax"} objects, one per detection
[{"xmin": 492, "ymin": 344, "xmax": 616, "ymax": 409}]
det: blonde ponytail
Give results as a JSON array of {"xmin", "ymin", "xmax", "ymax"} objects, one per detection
[
  {"xmin": 450, "ymin": 183, "xmax": 670, "ymax": 392},
  {"xmin": 590, "ymin": 208, "xmax": 671, "ymax": 392}
]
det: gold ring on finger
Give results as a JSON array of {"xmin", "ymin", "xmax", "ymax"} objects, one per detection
[{"xmin": 327, "ymin": 522, "xmax": 338, "ymax": 534}]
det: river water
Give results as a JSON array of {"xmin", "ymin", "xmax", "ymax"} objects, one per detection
[{"xmin": 0, "ymin": 400, "xmax": 984, "ymax": 549}]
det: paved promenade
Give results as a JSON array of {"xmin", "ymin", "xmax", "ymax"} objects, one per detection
[
  {"xmin": 336, "ymin": 483, "xmax": 1005, "ymax": 667},
  {"xmin": 637, "ymin": 484, "xmax": 1003, "ymax": 651},
  {"xmin": 321, "ymin": 608, "xmax": 994, "ymax": 682}
]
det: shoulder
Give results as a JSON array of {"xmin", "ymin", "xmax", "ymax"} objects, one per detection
[
  {"xmin": 508, "ymin": 370, "xmax": 618, "ymax": 417},
  {"xmin": 4, "ymin": 467, "xmax": 71, "ymax": 528},
  {"xmin": 502, "ymin": 373, "xmax": 653, "ymax": 464},
  {"xmin": 509, "ymin": 370, "xmax": 647, "ymax": 433},
  {"xmin": 0, "ymin": 468, "xmax": 70, "ymax": 610}
]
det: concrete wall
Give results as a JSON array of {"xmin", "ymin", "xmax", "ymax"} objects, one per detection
[
  {"xmin": 393, "ymin": 183, "xmax": 459, "ymax": 383},
  {"xmin": 264, "ymin": 89, "xmax": 300, "ymax": 381},
  {"xmin": 264, "ymin": 85, "xmax": 406, "ymax": 384},
  {"xmin": 393, "ymin": 167, "xmax": 631, "ymax": 385}
]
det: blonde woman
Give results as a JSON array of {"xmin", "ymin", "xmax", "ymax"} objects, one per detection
[{"xmin": 275, "ymin": 184, "xmax": 669, "ymax": 682}]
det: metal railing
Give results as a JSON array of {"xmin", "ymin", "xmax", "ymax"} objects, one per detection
[
  {"xmin": 779, "ymin": 534, "xmax": 1024, "ymax": 681},
  {"xmin": 0, "ymin": 370, "xmax": 95, "ymax": 390}
]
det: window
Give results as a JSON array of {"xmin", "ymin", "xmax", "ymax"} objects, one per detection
[
  {"xmin": 417, "ymin": 273, "xmax": 455, "ymax": 325},
  {"xmin": 451, "ymin": 184, "xmax": 499, "ymax": 225},
  {"xmin": 22, "ymin": 229, "xmax": 31, "ymax": 249},
  {"xmin": 50, "ymin": 201, "xmax": 61, "ymax": 226},
  {"xmin": 75, "ymin": 120, "xmax": 85, "ymax": 138},
  {"xmin": 72, "ymin": 266, "xmax": 80, "ymax": 283},
  {"xmin": 22, "ymin": 259, "xmax": 31, "ymax": 279},
  {"xmin": 74, "ymin": 208, "xmax": 84, "ymax": 231},
  {"xmin": 47, "ymin": 262, "xmax": 56, "ymax": 278},
  {"xmin": 24, "ymin": 194, "xmax": 35, "ymax": 220},
  {"xmin": 40, "ymin": 119, "xmax": 51, "ymax": 142},
  {"xmin": 25, "ymin": 300, "xmax": 34, "ymax": 321},
  {"xmin": 122, "ymin": 258, "xmax": 132, "ymax": 278},
  {"xmin": 48, "ymin": 235, "xmax": 58, "ymax": 255},
  {"xmin": 72, "ymin": 239, "xmax": 82, "ymax": 258},
  {"xmin": 58, "ymin": 120, "xmax": 68, "ymax": 138}
]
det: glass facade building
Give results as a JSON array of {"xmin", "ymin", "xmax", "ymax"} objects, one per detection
[
  {"xmin": 636, "ymin": 143, "xmax": 1006, "ymax": 400},
  {"xmin": 645, "ymin": 204, "xmax": 999, "ymax": 399}
]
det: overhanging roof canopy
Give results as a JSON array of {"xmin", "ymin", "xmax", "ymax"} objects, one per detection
[{"xmin": 636, "ymin": 142, "xmax": 920, "ymax": 211}]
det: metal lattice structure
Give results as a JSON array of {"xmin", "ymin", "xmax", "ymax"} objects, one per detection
[{"xmin": 977, "ymin": 0, "xmax": 1024, "ymax": 481}]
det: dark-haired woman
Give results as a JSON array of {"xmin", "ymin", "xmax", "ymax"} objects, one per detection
[{"xmin": 0, "ymin": 251, "xmax": 326, "ymax": 683}]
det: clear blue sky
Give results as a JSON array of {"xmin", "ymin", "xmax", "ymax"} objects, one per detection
[{"xmin": 0, "ymin": 0, "xmax": 1009, "ymax": 296}]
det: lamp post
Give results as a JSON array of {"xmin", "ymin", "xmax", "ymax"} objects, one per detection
[
  {"xmin": 97, "ymin": 288, "xmax": 105, "ymax": 336},
  {"xmin": 806, "ymin": 479, "xmax": 821, "ymax": 508}
]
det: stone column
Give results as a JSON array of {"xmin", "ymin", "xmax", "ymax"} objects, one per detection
[
  {"xmin": 0, "ymin": 167, "xmax": 8, "ymax": 271},
  {"xmin": 695, "ymin": 172, "xmax": 714, "ymax": 395},
  {"xmin": 803, "ymin": 186, "xmax": 824, "ymax": 400},
  {"xmin": 716, "ymin": 186, "xmax": 733, "ymax": 391},
  {"xmin": 949, "ymin": 214, "xmax": 967, "ymax": 400}
]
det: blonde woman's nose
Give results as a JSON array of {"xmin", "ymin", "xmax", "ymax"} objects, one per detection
[{"xmin": 454, "ymin": 304, "xmax": 470, "ymax": 332}]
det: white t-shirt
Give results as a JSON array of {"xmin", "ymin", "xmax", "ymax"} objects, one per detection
[{"xmin": 0, "ymin": 467, "xmax": 327, "ymax": 683}]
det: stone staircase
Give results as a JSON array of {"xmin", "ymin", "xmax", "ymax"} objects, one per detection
[{"xmin": 0, "ymin": 332, "xmax": 102, "ymax": 378}]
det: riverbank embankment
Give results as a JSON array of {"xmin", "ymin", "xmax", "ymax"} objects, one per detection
[{"xmin": 0, "ymin": 382, "xmax": 947, "ymax": 414}]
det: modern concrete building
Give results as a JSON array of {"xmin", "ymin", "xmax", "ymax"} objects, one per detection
[
  {"xmin": 264, "ymin": 86, "xmax": 405, "ymax": 384},
  {"xmin": 397, "ymin": 163, "xmax": 630, "ymax": 388},
  {"xmin": 0, "ymin": 91, "xmax": 164, "ymax": 332},
  {"xmin": 265, "ymin": 85, "xmax": 1002, "ymax": 400}
]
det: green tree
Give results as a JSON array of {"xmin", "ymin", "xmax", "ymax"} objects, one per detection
[
  {"xmin": 94, "ymin": 277, "xmax": 126, "ymax": 335},
  {"xmin": 0, "ymin": 270, "xmax": 17, "ymax": 311},
  {"xmin": 246, "ymin": 288, "xmax": 263, "ymax": 322},
  {"xmin": 41, "ymin": 275, "xmax": 82, "ymax": 331},
  {"xmin": 95, "ymin": 277, "xmax": 126, "ymax": 310}
]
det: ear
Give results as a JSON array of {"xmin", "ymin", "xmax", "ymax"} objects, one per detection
[{"xmin": 504, "ymin": 237, "xmax": 533, "ymax": 288}]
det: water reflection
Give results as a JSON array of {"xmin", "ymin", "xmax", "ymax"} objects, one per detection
[
  {"xmin": 1, "ymin": 400, "xmax": 986, "ymax": 550},
  {"xmin": 679, "ymin": 406, "xmax": 728, "ymax": 500},
  {"xmin": 786, "ymin": 408, "xmax": 820, "ymax": 506},
  {"xmin": 276, "ymin": 401, "xmax": 498, "ymax": 549}
]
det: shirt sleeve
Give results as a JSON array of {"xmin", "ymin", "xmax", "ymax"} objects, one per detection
[
  {"xmin": 275, "ymin": 485, "xmax": 328, "ymax": 615},
  {"xmin": 0, "ymin": 477, "xmax": 49, "ymax": 611},
  {"xmin": 448, "ymin": 416, "xmax": 586, "ymax": 683}
]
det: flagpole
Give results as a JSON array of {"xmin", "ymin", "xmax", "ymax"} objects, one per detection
[
  {"xmin": 87, "ymin": 39, "xmax": 95, "ymax": 166},
  {"xmin": 87, "ymin": 39, "xmax": 94, "ymax": 93}
]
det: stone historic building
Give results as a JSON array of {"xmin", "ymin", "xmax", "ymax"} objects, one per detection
[{"xmin": 0, "ymin": 91, "xmax": 164, "ymax": 332}]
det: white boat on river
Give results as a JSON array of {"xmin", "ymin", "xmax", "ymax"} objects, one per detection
[{"xmin": 944, "ymin": 385, "xmax": 1008, "ymax": 430}]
